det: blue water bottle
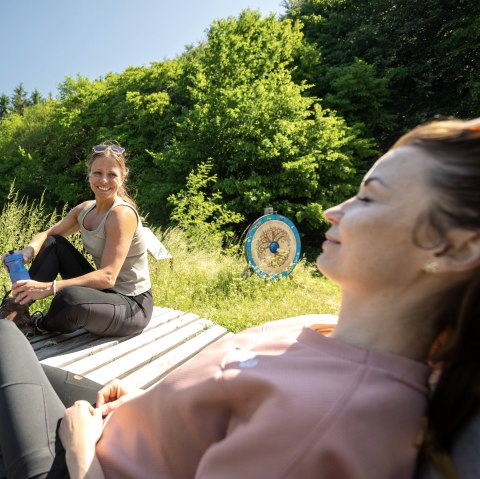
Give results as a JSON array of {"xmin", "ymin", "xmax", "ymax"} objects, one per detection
[{"xmin": 4, "ymin": 250, "xmax": 30, "ymax": 285}]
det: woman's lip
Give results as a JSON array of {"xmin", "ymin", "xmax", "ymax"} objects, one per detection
[
  {"xmin": 323, "ymin": 240, "xmax": 339, "ymax": 247},
  {"xmin": 324, "ymin": 236, "xmax": 340, "ymax": 244}
]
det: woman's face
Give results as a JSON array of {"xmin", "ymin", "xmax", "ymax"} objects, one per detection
[
  {"xmin": 88, "ymin": 156, "xmax": 124, "ymax": 200},
  {"xmin": 316, "ymin": 146, "xmax": 437, "ymax": 294}
]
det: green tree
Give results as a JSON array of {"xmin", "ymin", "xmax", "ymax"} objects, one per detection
[
  {"xmin": 285, "ymin": 0, "xmax": 480, "ymax": 147},
  {"xmin": 49, "ymin": 61, "xmax": 187, "ymax": 211},
  {"xmin": 0, "ymin": 62, "xmax": 188, "ymax": 213},
  {"xmin": 11, "ymin": 83, "xmax": 30, "ymax": 115},
  {"xmin": 0, "ymin": 100, "xmax": 58, "ymax": 201},
  {"xmin": 322, "ymin": 59, "xmax": 394, "ymax": 141},
  {"xmin": 0, "ymin": 8, "xmax": 376, "ymax": 240},
  {"xmin": 30, "ymin": 89, "xmax": 43, "ymax": 105},
  {"xmin": 151, "ymin": 10, "xmax": 373, "ymax": 231},
  {"xmin": 0, "ymin": 94, "xmax": 10, "ymax": 120},
  {"xmin": 168, "ymin": 160, "xmax": 244, "ymax": 251}
]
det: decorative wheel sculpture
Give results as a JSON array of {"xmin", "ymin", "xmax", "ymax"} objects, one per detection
[{"xmin": 244, "ymin": 213, "xmax": 301, "ymax": 280}]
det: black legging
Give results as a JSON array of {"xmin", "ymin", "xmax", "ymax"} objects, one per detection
[
  {"xmin": 28, "ymin": 235, "xmax": 153, "ymax": 336},
  {"xmin": 0, "ymin": 320, "xmax": 102, "ymax": 479}
]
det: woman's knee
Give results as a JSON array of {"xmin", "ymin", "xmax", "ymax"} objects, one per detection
[
  {"xmin": 0, "ymin": 318, "xmax": 18, "ymax": 335},
  {"xmin": 39, "ymin": 234, "xmax": 62, "ymax": 251},
  {"xmin": 53, "ymin": 286, "xmax": 98, "ymax": 309},
  {"xmin": 39, "ymin": 235, "xmax": 77, "ymax": 255},
  {"xmin": 42, "ymin": 287, "xmax": 89, "ymax": 331}
]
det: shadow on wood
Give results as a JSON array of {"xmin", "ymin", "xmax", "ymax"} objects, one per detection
[{"xmin": 30, "ymin": 306, "xmax": 230, "ymax": 389}]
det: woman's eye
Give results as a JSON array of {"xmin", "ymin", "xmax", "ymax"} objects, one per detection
[{"xmin": 356, "ymin": 196, "xmax": 372, "ymax": 203}]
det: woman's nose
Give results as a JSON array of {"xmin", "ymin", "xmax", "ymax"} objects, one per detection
[
  {"xmin": 324, "ymin": 198, "xmax": 352, "ymax": 224},
  {"xmin": 324, "ymin": 203, "xmax": 342, "ymax": 224}
]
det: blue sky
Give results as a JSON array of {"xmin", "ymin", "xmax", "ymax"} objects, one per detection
[{"xmin": 1, "ymin": 0, "xmax": 286, "ymax": 98}]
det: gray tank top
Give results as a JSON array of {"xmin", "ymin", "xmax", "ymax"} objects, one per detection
[{"xmin": 78, "ymin": 199, "xmax": 151, "ymax": 296}]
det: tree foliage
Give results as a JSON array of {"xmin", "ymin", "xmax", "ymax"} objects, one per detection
[
  {"xmin": 150, "ymin": 10, "xmax": 372, "ymax": 230},
  {"xmin": 11, "ymin": 83, "xmax": 30, "ymax": 115},
  {"xmin": 0, "ymin": 3, "xmax": 476, "ymax": 247},
  {"xmin": 0, "ymin": 94, "xmax": 10, "ymax": 120},
  {"xmin": 285, "ymin": 0, "xmax": 480, "ymax": 147},
  {"xmin": 168, "ymin": 160, "xmax": 244, "ymax": 251}
]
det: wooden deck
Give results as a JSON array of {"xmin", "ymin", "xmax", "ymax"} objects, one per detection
[{"xmin": 29, "ymin": 306, "xmax": 230, "ymax": 389}]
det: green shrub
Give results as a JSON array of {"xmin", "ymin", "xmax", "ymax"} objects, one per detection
[{"xmin": 168, "ymin": 160, "xmax": 244, "ymax": 252}]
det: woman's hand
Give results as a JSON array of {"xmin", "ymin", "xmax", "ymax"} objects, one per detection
[
  {"xmin": 96, "ymin": 379, "xmax": 142, "ymax": 417},
  {"xmin": 19, "ymin": 246, "xmax": 35, "ymax": 263},
  {"xmin": 11, "ymin": 279, "xmax": 53, "ymax": 304},
  {"xmin": 60, "ymin": 400, "xmax": 103, "ymax": 450},
  {"xmin": 1, "ymin": 247, "xmax": 35, "ymax": 269},
  {"xmin": 59, "ymin": 400, "xmax": 105, "ymax": 479}
]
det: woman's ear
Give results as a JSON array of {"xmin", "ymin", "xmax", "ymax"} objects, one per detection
[{"xmin": 436, "ymin": 230, "xmax": 480, "ymax": 273}]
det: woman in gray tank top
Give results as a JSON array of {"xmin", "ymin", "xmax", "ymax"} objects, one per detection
[{"xmin": 0, "ymin": 143, "xmax": 153, "ymax": 337}]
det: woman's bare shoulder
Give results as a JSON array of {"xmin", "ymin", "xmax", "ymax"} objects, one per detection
[{"xmin": 69, "ymin": 200, "xmax": 95, "ymax": 217}]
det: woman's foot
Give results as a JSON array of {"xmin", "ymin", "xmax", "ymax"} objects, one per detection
[
  {"xmin": 0, "ymin": 292, "xmax": 34, "ymax": 337},
  {"xmin": 31, "ymin": 311, "xmax": 48, "ymax": 335}
]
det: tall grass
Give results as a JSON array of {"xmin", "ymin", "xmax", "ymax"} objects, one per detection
[
  {"xmin": 0, "ymin": 192, "xmax": 340, "ymax": 333},
  {"xmin": 0, "ymin": 187, "xmax": 82, "ymax": 311}
]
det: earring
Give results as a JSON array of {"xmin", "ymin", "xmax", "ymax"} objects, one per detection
[{"xmin": 423, "ymin": 261, "xmax": 440, "ymax": 273}]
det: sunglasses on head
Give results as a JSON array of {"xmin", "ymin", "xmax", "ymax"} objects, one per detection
[{"xmin": 92, "ymin": 145, "xmax": 125, "ymax": 154}]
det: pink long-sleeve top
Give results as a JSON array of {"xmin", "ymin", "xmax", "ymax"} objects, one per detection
[{"xmin": 96, "ymin": 317, "xmax": 430, "ymax": 478}]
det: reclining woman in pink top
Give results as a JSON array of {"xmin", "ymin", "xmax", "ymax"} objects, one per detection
[{"xmin": 1, "ymin": 117, "xmax": 480, "ymax": 478}]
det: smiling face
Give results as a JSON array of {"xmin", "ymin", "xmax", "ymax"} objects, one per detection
[
  {"xmin": 316, "ymin": 146, "xmax": 437, "ymax": 295},
  {"xmin": 88, "ymin": 155, "xmax": 124, "ymax": 201}
]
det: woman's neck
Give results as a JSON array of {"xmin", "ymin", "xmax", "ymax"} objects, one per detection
[
  {"xmin": 332, "ymin": 291, "xmax": 438, "ymax": 361},
  {"xmin": 94, "ymin": 196, "xmax": 117, "ymax": 214}
]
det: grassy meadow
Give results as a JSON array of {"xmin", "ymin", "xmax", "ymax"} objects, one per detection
[
  {"xmin": 149, "ymin": 227, "xmax": 340, "ymax": 332},
  {"xmin": 0, "ymin": 192, "xmax": 340, "ymax": 333}
]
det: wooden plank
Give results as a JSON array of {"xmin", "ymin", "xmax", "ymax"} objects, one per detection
[
  {"xmin": 31, "ymin": 329, "xmax": 88, "ymax": 352},
  {"xmin": 27, "ymin": 310, "xmax": 339, "ymax": 393},
  {"xmin": 45, "ymin": 312, "xmax": 201, "ymax": 374},
  {"xmin": 39, "ymin": 309, "xmax": 191, "ymax": 366},
  {"xmin": 29, "ymin": 306, "xmax": 174, "ymax": 349},
  {"xmin": 123, "ymin": 326, "xmax": 232, "ymax": 389},
  {"xmin": 36, "ymin": 333, "xmax": 112, "ymax": 361},
  {"xmin": 83, "ymin": 319, "xmax": 214, "ymax": 385}
]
